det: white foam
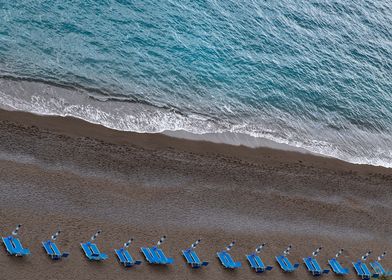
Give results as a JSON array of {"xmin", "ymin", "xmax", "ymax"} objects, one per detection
[{"xmin": 0, "ymin": 78, "xmax": 391, "ymax": 168}]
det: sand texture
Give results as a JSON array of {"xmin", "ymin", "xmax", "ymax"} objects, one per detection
[{"xmin": 0, "ymin": 109, "xmax": 391, "ymax": 280}]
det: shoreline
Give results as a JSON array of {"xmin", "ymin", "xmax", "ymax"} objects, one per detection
[
  {"xmin": 0, "ymin": 108, "xmax": 391, "ymax": 280},
  {"xmin": 2, "ymin": 107, "xmax": 391, "ymax": 173},
  {"xmin": 1, "ymin": 76, "xmax": 391, "ymax": 169}
]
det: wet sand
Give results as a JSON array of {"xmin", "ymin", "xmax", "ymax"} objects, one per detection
[{"xmin": 0, "ymin": 108, "xmax": 391, "ymax": 280}]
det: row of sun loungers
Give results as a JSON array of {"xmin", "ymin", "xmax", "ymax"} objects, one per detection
[{"xmin": 2, "ymin": 225, "xmax": 391, "ymax": 279}]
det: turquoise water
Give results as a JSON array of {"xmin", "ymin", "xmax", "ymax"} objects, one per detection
[{"xmin": 0, "ymin": 1, "xmax": 391, "ymax": 167}]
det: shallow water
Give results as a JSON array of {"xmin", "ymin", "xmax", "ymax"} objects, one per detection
[{"xmin": 0, "ymin": 1, "xmax": 391, "ymax": 167}]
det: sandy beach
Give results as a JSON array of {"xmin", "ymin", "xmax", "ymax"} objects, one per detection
[{"xmin": 0, "ymin": 108, "xmax": 391, "ymax": 280}]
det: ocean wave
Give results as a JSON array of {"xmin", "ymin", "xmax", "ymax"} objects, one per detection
[
  {"xmin": 0, "ymin": 77, "xmax": 391, "ymax": 168},
  {"xmin": 0, "ymin": 1, "xmax": 391, "ymax": 168}
]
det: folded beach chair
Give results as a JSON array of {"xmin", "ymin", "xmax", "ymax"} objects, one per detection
[
  {"xmin": 81, "ymin": 230, "xmax": 108, "ymax": 261},
  {"xmin": 2, "ymin": 225, "xmax": 30, "ymax": 257},
  {"xmin": 352, "ymin": 260, "xmax": 379, "ymax": 279},
  {"xmin": 141, "ymin": 236, "xmax": 174, "ymax": 265},
  {"xmin": 216, "ymin": 241, "xmax": 241, "ymax": 269},
  {"xmin": 182, "ymin": 239, "xmax": 208, "ymax": 268},
  {"xmin": 42, "ymin": 231, "xmax": 69, "ymax": 260},
  {"xmin": 328, "ymin": 258, "xmax": 350, "ymax": 275},
  {"xmin": 276, "ymin": 245, "xmax": 299, "ymax": 272},
  {"xmin": 246, "ymin": 243, "xmax": 273, "ymax": 273},
  {"xmin": 303, "ymin": 247, "xmax": 329, "ymax": 276},
  {"xmin": 370, "ymin": 261, "xmax": 392, "ymax": 276},
  {"xmin": 115, "ymin": 239, "xmax": 142, "ymax": 267}
]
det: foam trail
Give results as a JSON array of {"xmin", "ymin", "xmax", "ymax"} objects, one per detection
[{"xmin": 0, "ymin": 78, "xmax": 391, "ymax": 168}]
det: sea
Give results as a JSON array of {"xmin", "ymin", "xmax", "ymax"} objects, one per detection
[{"xmin": 0, "ymin": 0, "xmax": 391, "ymax": 167}]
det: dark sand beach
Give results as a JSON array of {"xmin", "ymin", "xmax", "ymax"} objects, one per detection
[{"xmin": 0, "ymin": 108, "xmax": 391, "ymax": 280}]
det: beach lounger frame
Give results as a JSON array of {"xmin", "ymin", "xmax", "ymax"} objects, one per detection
[
  {"xmin": 2, "ymin": 236, "xmax": 30, "ymax": 257},
  {"xmin": 303, "ymin": 256, "xmax": 330, "ymax": 276},
  {"xmin": 370, "ymin": 261, "xmax": 392, "ymax": 277},
  {"xmin": 81, "ymin": 241, "xmax": 108, "ymax": 261},
  {"xmin": 328, "ymin": 258, "xmax": 350, "ymax": 275},
  {"xmin": 182, "ymin": 248, "xmax": 208, "ymax": 268},
  {"xmin": 275, "ymin": 255, "xmax": 299, "ymax": 272},
  {"xmin": 246, "ymin": 253, "xmax": 273, "ymax": 273},
  {"xmin": 217, "ymin": 251, "xmax": 241, "ymax": 269},
  {"xmin": 352, "ymin": 260, "xmax": 379, "ymax": 280},
  {"xmin": 141, "ymin": 246, "xmax": 174, "ymax": 265},
  {"xmin": 42, "ymin": 240, "xmax": 69, "ymax": 260},
  {"xmin": 115, "ymin": 247, "xmax": 142, "ymax": 267}
]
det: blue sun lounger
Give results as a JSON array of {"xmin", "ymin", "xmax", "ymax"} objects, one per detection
[
  {"xmin": 328, "ymin": 258, "xmax": 350, "ymax": 275},
  {"xmin": 276, "ymin": 255, "xmax": 299, "ymax": 272},
  {"xmin": 115, "ymin": 247, "xmax": 142, "ymax": 267},
  {"xmin": 247, "ymin": 253, "xmax": 273, "ymax": 273},
  {"xmin": 2, "ymin": 236, "xmax": 30, "ymax": 256},
  {"xmin": 153, "ymin": 247, "xmax": 174, "ymax": 264},
  {"xmin": 217, "ymin": 251, "xmax": 241, "ymax": 269},
  {"xmin": 353, "ymin": 260, "xmax": 379, "ymax": 280},
  {"xmin": 370, "ymin": 261, "xmax": 392, "ymax": 277},
  {"xmin": 42, "ymin": 240, "xmax": 69, "ymax": 260},
  {"xmin": 141, "ymin": 246, "xmax": 174, "ymax": 265},
  {"xmin": 81, "ymin": 241, "xmax": 108, "ymax": 261},
  {"xmin": 303, "ymin": 256, "xmax": 329, "ymax": 276},
  {"xmin": 182, "ymin": 248, "xmax": 208, "ymax": 268},
  {"xmin": 141, "ymin": 247, "xmax": 158, "ymax": 263}
]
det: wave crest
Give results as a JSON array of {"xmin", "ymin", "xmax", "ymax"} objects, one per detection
[{"xmin": 0, "ymin": 77, "xmax": 391, "ymax": 168}]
